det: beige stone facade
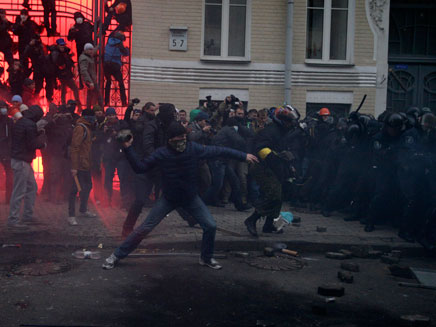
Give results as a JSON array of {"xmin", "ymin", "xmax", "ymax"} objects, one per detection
[{"xmin": 130, "ymin": 0, "xmax": 382, "ymax": 116}]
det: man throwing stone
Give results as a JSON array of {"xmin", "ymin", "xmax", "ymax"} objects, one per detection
[{"xmin": 102, "ymin": 121, "xmax": 258, "ymax": 270}]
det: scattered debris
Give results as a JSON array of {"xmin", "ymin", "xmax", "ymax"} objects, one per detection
[
  {"xmin": 231, "ymin": 251, "xmax": 250, "ymax": 258},
  {"xmin": 398, "ymin": 282, "xmax": 436, "ymax": 290},
  {"xmin": 389, "ymin": 265, "xmax": 414, "ymax": 279},
  {"xmin": 318, "ymin": 284, "xmax": 345, "ymax": 297},
  {"xmin": 381, "ymin": 255, "xmax": 400, "ymax": 265},
  {"xmin": 312, "ymin": 296, "xmax": 336, "ymax": 315},
  {"xmin": 410, "ymin": 267, "xmax": 436, "ymax": 288},
  {"xmin": 339, "ymin": 249, "xmax": 353, "ymax": 258},
  {"xmin": 14, "ymin": 301, "xmax": 28, "ymax": 310},
  {"xmin": 367, "ymin": 250, "xmax": 383, "ymax": 259},
  {"xmin": 13, "ymin": 260, "xmax": 70, "ymax": 276},
  {"xmin": 326, "ymin": 252, "xmax": 348, "ymax": 260},
  {"xmin": 400, "ymin": 314, "xmax": 431, "ymax": 327},
  {"xmin": 1, "ymin": 244, "xmax": 22, "ymax": 248},
  {"xmin": 316, "ymin": 226, "xmax": 327, "ymax": 233},
  {"xmin": 72, "ymin": 250, "xmax": 101, "ymax": 260},
  {"xmin": 245, "ymin": 254, "xmax": 305, "ymax": 271},
  {"xmin": 264, "ymin": 247, "xmax": 275, "ymax": 257},
  {"xmin": 281, "ymin": 249, "xmax": 298, "ymax": 257},
  {"xmin": 98, "ymin": 243, "xmax": 103, "ymax": 249},
  {"xmin": 337, "ymin": 271, "xmax": 354, "ymax": 283},
  {"xmin": 341, "ymin": 262, "xmax": 360, "ymax": 272},
  {"xmin": 350, "ymin": 245, "xmax": 372, "ymax": 258},
  {"xmin": 256, "ymin": 320, "xmax": 275, "ymax": 327}
]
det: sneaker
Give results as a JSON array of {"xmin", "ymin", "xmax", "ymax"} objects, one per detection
[
  {"xmin": 102, "ymin": 253, "xmax": 119, "ymax": 270},
  {"xmin": 67, "ymin": 217, "xmax": 78, "ymax": 226},
  {"xmin": 7, "ymin": 223, "xmax": 29, "ymax": 230},
  {"xmin": 199, "ymin": 257, "xmax": 222, "ymax": 270},
  {"xmin": 80, "ymin": 211, "xmax": 97, "ymax": 218}
]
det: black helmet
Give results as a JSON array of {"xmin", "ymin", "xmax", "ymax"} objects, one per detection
[
  {"xmin": 421, "ymin": 107, "xmax": 432, "ymax": 116},
  {"xmin": 385, "ymin": 112, "xmax": 404, "ymax": 129},
  {"xmin": 345, "ymin": 123, "xmax": 362, "ymax": 141},
  {"xmin": 407, "ymin": 106, "xmax": 421, "ymax": 119}
]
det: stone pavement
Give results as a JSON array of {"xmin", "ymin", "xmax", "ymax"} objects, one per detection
[{"xmin": 0, "ymin": 197, "xmax": 422, "ymax": 254}]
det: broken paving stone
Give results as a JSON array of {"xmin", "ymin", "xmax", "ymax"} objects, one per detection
[
  {"xmin": 337, "ymin": 271, "xmax": 354, "ymax": 283},
  {"xmin": 367, "ymin": 250, "xmax": 383, "ymax": 259},
  {"xmin": 339, "ymin": 249, "xmax": 353, "ymax": 258},
  {"xmin": 350, "ymin": 245, "xmax": 373, "ymax": 258},
  {"xmin": 341, "ymin": 262, "xmax": 360, "ymax": 272},
  {"xmin": 318, "ymin": 284, "xmax": 345, "ymax": 297},
  {"xmin": 232, "ymin": 251, "xmax": 250, "ymax": 258},
  {"xmin": 389, "ymin": 265, "xmax": 414, "ymax": 279},
  {"xmin": 316, "ymin": 226, "xmax": 327, "ymax": 233},
  {"xmin": 400, "ymin": 314, "xmax": 431, "ymax": 327},
  {"xmin": 326, "ymin": 252, "xmax": 348, "ymax": 260},
  {"xmin": 381, "ymin": 255, "xmax": 400, "ymax": 265}
]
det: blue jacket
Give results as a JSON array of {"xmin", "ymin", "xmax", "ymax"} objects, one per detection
[
  {"xmin": 104, "ymin": 37, "xmax": 129, "ymax": 66},
  {"xmin": 124, "ymin": 142, "xmax": 246, "ymax": 203}
]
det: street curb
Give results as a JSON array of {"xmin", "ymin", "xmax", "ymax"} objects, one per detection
[{"xmin": 0, "ymin": 237, "xmax": 428, "ymax": 257}]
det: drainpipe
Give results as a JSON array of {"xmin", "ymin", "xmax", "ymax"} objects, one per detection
[{"xmin": 284, "ymin": 0, "xmax": 294, "ymax": 105}]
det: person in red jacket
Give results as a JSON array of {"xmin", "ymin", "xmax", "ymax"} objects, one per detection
[{"xmin": 21, "ymin": 78, "xmax": 39, "ymax": 106}]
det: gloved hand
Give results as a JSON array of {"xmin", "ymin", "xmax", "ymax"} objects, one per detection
[{"xmin": 277, "ymin": 150, "xmax": 295, "ymax": 161}]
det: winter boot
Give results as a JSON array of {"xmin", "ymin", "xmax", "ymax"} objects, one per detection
[{"xmin": 244, "ymin": 212, "xmax": 261, "ymax": 237}]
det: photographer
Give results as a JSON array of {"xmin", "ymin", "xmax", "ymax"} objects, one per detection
[
  {"xmin": 102, "ymin": 107, "xmax": 131, "ymax": 208},
  {"xmin": 103, "ymin": 31, "xmax": 129, "ymax": 106}
]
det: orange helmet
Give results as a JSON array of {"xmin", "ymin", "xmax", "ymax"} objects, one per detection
[
  {"xmin": 319, "ymin": 107, "xmax": 331, "ymax": 116},
  {"xmin": 115, "ymin": 2, "xmax": 127, "ymax": 14}
]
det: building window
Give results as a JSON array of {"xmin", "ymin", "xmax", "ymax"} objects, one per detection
[
  {"xmin": 202, "ymin": 0, "xmax": 251, "ymax": 60},
  {"xmin": 306, "ymin": 0, "xmax": 354, "ymax": 64}
]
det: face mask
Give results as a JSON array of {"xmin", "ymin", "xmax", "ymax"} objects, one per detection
[
  {"xmin": 0, "ymin": 108, "xmax": 7, "ymax": 115},
  {"xmin": 76, "ymin": 17, "xmax": 83, "ymax": 24},
  {"xmin": 169, "ymin": 139, "xmax": 187, "ymax": 153},
  {"xmin": 21, "ymin": 15, "xmax": 27, "ymax": 21}
]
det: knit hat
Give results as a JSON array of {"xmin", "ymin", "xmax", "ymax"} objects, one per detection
[
  {"xmin": 194, "ymin": 111, "xmax": 209, "ymax": 122},
  {"xmin": 19, "ymin": 104, "xmax": 29, "ymax": 112},
  {"xmin": 157, "ymin": 103, "xmax": 176, "ymax": 125},
  {"xmin": 11, "ymin": 95, "xmax": 22, "ymax": 103},
  {"xmin": 189, "ymin": 109, "xmax": 201, "ymax": 123},
  {"xmin": 167, "ymin": 121, "xmax": 187, "ymax": 139},
  {"xmin": 105, "ymin": 107, "xmax": 117, "ymax": 116},
  {"xmin": 56, "ymin": 38, "xmax": 66, "ymax": 46},
  {"xmin": 84, "ymin": 43, "xmax": 94, "ymax": 51},
  {"xmin": 82, "ymin": 109, "xmax": 95, "ymax": 117},
  {"xmin": 92, "ymin": 104, "xmax": 103, "ymax": 112}
]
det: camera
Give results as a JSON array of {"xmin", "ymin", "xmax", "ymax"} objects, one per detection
[{"xmin": 116, "ymin": 129, "xmax": 133, "ymax": 143}]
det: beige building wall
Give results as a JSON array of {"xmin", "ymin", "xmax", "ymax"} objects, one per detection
[{"xmin": 130, "ymin": 0, "xmax": 378, "ymax": 115}]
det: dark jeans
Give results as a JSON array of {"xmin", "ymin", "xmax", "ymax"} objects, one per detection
[
  {"xmin": 104, "ymin": 158, "xmax": 130, "ymax": 207},
  {"xmin": 123, "ymin": 173, "xmax": 153, "ymax": 232},
  {"xmin": 204, "ymin": 160, "xmax": 243, "ymax": 207},
  {"xmin": 68, "ymin": 170, "xmax": 92, "ymax": 217},
  {"xmin": 0, "ymin": 157, "xmax": 13, "ymax": 204},
  {"xmin": 60, "ymin": 78, "xmax": 81, "ymax": 109},
  {"xmin": 104, "ymin": 62, "xmax": 126, "ymax": 105},
  {"xmin": 115, "ymin": 195, "xmax": 216, "ymax": 261},
  {"xmin": 43, "ymin": 0, "xmax": 56, "ymax": 32}
]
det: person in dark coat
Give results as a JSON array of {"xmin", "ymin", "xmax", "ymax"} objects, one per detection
[
  {"xmin": 23, "ymin": 34, "xmax": 47, "ymax": 96},
  {"xmin": 50, "ymin": 38, "xmax": 82, "ymax": 110},
  {"xmin": 0, "ymin": 9, "xmax": 14, "ymax": 67},
  {"xmin": 103, "ymin": 31, "xmax": 129, "ymax": 106},
  {"xmin": 101, "ymin": 107, "xmax": 130, "ymax": 208},
  {"xmin": 244, "ymin": 106, "xmax": 299, "ymax": 237},
  {"xmin": 13, "ymin": 9, "xmax": 43, "ymax": 62},
  {"xmin": 102, "ymin": 121, "xmax": 258, "ymax": 270},
  {"xmin": 0, "ymin": 100, "xmax": 13, "ymax": 204},
  {"xmin": 44, "ymin": 105, "xmax": 73, "ymax": 203},
  {"xmin": 8, "ymin": 105, "xmax": 46, "ymax": 229},
  {"xmin": 68, "ymin": 11, "xmax": 93, "ymax": 88},
  {"xmin": 7, "ymin": 59, "xmax": 28, "ymax": 96}
]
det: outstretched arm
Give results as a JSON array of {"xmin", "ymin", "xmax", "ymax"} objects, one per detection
[
  {"xmin": 123, "ymin": 139, "xmax": 158, "ymax": 173},
  {"xmin": 194, "ymin": 143, "xmax": 258, "ymax": 164}
]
